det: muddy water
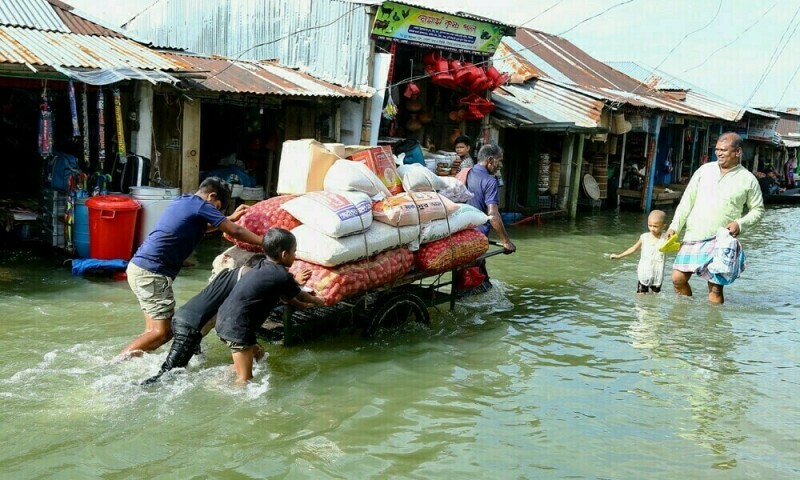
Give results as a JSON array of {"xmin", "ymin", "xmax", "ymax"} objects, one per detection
[{"xmin": 1, "ymin": 206, "xmax": 798, "ymax": 478}]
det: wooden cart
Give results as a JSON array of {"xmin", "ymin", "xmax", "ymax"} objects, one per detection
[{"xmin": 258, "ymin": 242, "xmax": 507, "ymax": 345}]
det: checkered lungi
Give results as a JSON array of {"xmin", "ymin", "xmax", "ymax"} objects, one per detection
[{"xmin": 672, "ymin": 237, "xmax": 715, "ymax": 281}]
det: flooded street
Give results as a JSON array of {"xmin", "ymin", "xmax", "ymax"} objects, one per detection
[{"xmin": 1, "ymin": 206, "xmax": 799, "ymax": 479}]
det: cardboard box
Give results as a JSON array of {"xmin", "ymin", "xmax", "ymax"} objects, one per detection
[
  {"xmin": 347, "ymin": 145, "xmax": 403, "ymax": 195},
  {"xmin": 277, "ymin": 139, "xmax": 340, "ymax": 194}
]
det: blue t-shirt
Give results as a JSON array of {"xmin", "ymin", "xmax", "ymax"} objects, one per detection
[
  {"xmin": 466, "ymin": 164, "xmax": 499, "ymax": 236},
  {"xmin": 131, "ymin": 194, "xmax": 227, "ymax": 278}
]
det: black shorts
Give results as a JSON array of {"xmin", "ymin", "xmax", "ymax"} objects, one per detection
[{"xmin": 637, "ymin": 282, "xmax": 661, "ymax": 293}]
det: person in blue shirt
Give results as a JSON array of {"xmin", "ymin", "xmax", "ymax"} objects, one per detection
[
  {"xmin": 466, "ymin": 143, "xmax": 516, "ymax": 253},
  {"xmin": 121, "ymin": 177, "xmax": 263, "ymax": 358}
]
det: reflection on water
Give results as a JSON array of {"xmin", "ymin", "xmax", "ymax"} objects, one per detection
[{"xmin": 1, "ymin": 206, "xmax": 799, "ymax": 478}]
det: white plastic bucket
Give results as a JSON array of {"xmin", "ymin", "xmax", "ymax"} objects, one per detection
[{"xmin": 130, "ymin": 187, "xmax": 180, "ymax": 248}]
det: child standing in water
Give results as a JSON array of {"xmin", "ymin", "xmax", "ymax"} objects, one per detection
[{"xmin": 610, "ymin": 210, "xmax": 668, "ymax": 293}]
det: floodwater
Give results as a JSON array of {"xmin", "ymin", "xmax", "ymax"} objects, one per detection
[{"xmin": 1, "ymin": 206, "xmax": 799, "ymax": 479}]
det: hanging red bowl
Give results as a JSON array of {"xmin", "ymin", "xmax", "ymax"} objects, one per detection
[
  {"xmin": 423, "ymin": 51, "xmax": 440, "ymax": 65},
  {"xmin": 490, "ymin": 72, "xmax": 510, "ymax": 90}
]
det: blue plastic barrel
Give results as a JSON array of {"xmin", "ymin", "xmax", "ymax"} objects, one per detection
[{"xmin": 74, "ymin": 197, "xmax": 90, "ymax": 258}]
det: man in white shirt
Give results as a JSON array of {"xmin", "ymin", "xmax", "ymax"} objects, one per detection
[{"xmin": 666, "ymin": 132, "xmax": 764, "ymax": 304}]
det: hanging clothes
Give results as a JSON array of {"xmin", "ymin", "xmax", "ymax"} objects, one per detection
[
  {"xmin": 68, "ymin": 80, "xmax": 80, "ymax": 137},
  {"xmin": 82, "ymin": 84, "xmax": 90, "ymax": 167},
  {"xmin": 38, "ymin": 90, "xmax": 53, "ymax": 157},
  {"xmin": 112, "ymin": 88, "xmax": 126, "ymax": 158},
  {"xmin": 97, "ymin": 89, "xmax": 105, "ymax": 170}
]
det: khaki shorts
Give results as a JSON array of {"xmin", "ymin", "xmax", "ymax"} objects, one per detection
[
  {"xmin": 221, "ymin": 339, "xmax": 257, "ymax": 352},
  {"xmin": 126, "ymin": 262, "xmax": 175, "ymax": 320}
]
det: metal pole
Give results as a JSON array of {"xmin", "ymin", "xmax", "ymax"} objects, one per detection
[{"xmin": 643, "ymin": 114, "xmax": 664, "ymax": 213}]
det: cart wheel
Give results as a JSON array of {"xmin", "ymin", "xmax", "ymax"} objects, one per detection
[{"xmin": 366, "ymin": 292, "xmax": 430, "ymax": 337}]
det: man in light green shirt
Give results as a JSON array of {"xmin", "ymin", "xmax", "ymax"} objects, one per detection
[{"xmin": 666, "ymin": 132, "xmax": 764, "ymax": 304}]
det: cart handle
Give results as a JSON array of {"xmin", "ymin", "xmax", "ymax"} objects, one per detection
[{"xmin": 483, "ymin": 240, "xmax": 509, "ymax": 259}]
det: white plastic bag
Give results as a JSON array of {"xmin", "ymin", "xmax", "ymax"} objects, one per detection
[
  {"xmin": 282, "ymin": 191, "xmax": 372, "ymax": 238},
  {"xmin": 437, "ymin": 175, "xmax": 474, "ymax": 203}
]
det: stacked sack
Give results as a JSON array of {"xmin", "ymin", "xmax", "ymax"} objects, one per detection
[{"xmin": 220, "ymin": 142, "xmax": 492, "ymax": 305}]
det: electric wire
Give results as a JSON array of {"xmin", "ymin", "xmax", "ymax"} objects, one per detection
[
  {"xmin": 681, "ymin": 2, "xmax": 777, "ymax": 75},
  {"xmin": 735, "ymin": 3, "xmax": 800, "ymax": 117},
  {"xmin": 775, "ymin": 57, "xmax": 800, "ymax": 107},
  {"xmin": 206, "ymin": 4, "xmax": 363, "ymax": 79},
  {"xmin": 518, "ymin": 0, "xmax": 566, "ymax": 27},
  {"xmin": 383, "ymin": 0, "xmax": 637, "ymax": 92},
  {"xmin": 608, "ymin": 0, "xmax": 722, "ymax": 108}
]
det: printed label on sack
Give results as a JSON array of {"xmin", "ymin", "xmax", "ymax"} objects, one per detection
[{"xmin": 306, "ymin": 191, "xmax": 361, "ymax": 221}]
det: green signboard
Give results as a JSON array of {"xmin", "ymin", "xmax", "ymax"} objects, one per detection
[{"xmin": 371, "ymin": 1, "xmax": 506, "ymax": 54}]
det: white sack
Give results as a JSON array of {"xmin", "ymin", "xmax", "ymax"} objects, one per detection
[
  {"xmin": 210, "ymin": 245, "xmax": 261, "ymax": 280},
  {"xmin": 397, "ymin": 164, "xmax": 447, "ymax": 192},
  {"xmin": 418, "ymin": 204, "xmax": 490, "ymax": 244},
  {"xmin": 293, "ymin": 222, "xmax": 419, "ymax": 267},
  {"xmin": 282, "ymin": 191, "xmax": 372, "ymax": 238},
  {"xmin": 324, "ymin": 160, "xmax": 392, "ymax": 201}
]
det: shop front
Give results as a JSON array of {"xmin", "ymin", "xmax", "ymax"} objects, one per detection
[{"xmin": 368, "ymin": 1, "xmax": 514, "ymax": 180}]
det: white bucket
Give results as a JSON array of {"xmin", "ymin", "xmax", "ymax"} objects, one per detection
[{"xmin": 130, "ymin": 186, "xmax": 180, "ymax": 248}]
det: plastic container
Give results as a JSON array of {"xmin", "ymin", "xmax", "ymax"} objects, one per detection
[
  {"xmin": 129, "ymin": 186, "xmax": 180, "ymax": 249},
  {"xmin": 86, "ymin": 195, "xmax": 141, "ymax": 260},
  {"xmin": 74, "ymin": 197, "xmax": 90, "ymax": 258}
]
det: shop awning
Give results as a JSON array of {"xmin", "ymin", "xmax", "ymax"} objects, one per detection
[
  {"xmin": 164, "ymin": 51, "xmax": 372, "ymax": 99},
  {"xmin": 492, "ymin": 81, "xmax": 604, "ymax": 131},
  {"xmin": 0, "ymin": 25, "xmax": 187, "ymax": 82},
  {"xmin": 52, "ymin": 66, "xmax": 180, "ymax": 85}
]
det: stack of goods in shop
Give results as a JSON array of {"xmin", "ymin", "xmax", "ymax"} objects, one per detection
[
  {"xmin": 218, "ymin": 140, "xmax": 491, "ymax": 306},
  {"xmin": 591, "ymin": 153, "xmax": 608, "ymax": 199}
]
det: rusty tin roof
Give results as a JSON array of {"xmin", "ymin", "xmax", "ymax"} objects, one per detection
[
  {"xmin": 494, "ymin": 28, "xmax": 721, "ymax": 119},
  {"xmin": 166, "ymin": 51, "xmax": 372, "ymax": 98}
]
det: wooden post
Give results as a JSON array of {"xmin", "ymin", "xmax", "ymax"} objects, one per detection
[
  {"xmin": 559, "ymin": 134, "xmax": 574, "ymax": 208},
  {"xmin": 676, "ymin": 126, "xmax": 686, "ymax": 183},
  {"xmin": 688, "ymin": 125, "xmax": 698, "ymax": 175},
  {"xmin": 181, "ymin": 98, "xmax": 201, "ymax": 193},
  {"xmin": 643, "ymin": 114, "xmax": 663, "ymax": 213},
  {"xmin": 568, "ymin": 134, "xmax": 585, "ymax": 220},
  {"xmin": 616, "ymin": 132, "xmax": 628, "ymax": 206}
]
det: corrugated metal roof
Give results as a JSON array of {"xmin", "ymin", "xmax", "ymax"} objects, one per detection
[
  {"xmin": 0, "ymin": 25, "xmax": 186, "ymax": 70},
  {"xmin": 492, "ymin": 81, "xmax": 604, "ymax": 129},
  {"xmin": 494, "ymin": 28, "xmax": 723, "ymax": 119},
  {"xmin": 606, "ymin": 61, "xmax": 777, "ymax": 121},
  {"xmin": 48, "ymin": 0, "xmax": 124, "ymax": 37},
  {"xmin": 166, "ymin": 51, "xmax": 371, "ymax": 98},
  {"xmin": 606, "ymin": 60, "xmax": 687, "ymax": 91},
  {"xmin": 777, "ymin": 116, "xmax": 800, "ymax": 137},
  {"xmin": 0, "ymin": 0, "xmax": 68, "ymax": 32},
  {"xmin": 123, "ymin": 0, "xmax": 373, "ymax": 88}
]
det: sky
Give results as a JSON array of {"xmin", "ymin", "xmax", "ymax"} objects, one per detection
[{"xmin": 67, "ymin": 0, "xmax": 800, "ymax": 109}]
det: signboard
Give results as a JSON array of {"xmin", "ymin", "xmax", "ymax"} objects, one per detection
[
  {"xmin": 747, "ymin": 117, "xmax": 779, "ymax": 142},
  {"xmin": 729, "ymin": 117, "xmax": 749, "ymax": 137},
  {"xmin": 371, "ymin": 1, "xmax": 506, "ymax": 54}
]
